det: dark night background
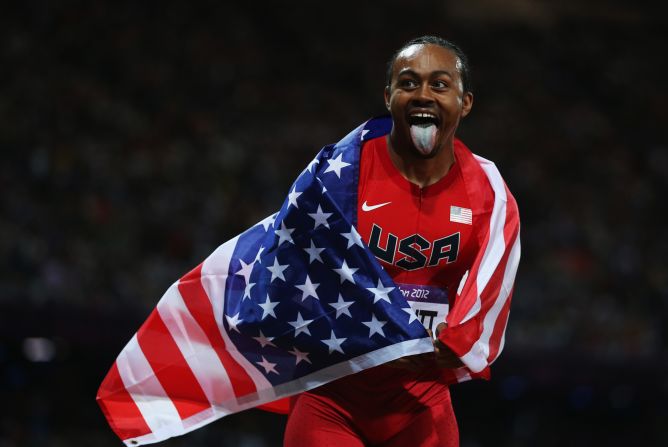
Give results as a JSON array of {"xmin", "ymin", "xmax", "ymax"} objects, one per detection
[{"xmin": 1, "ymin": 0, "xmax": 667, "ymax": 446}]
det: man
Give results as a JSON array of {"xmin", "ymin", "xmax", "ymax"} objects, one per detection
[
  {"xmin": 283, "ymin": 36, "xmax": 519, "ymax": 447},
  {"xmin": 96, "ymin": 35, "xmax": 519, "ymax": 447}
]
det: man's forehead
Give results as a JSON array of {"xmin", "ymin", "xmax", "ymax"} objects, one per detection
[
  {"xmin": 395, "ymin": 44, "xmax": 462, "ymax": 74},
  {"xmin": 397, "ymin": 43, "xmax": 429, "ymax": 60}
]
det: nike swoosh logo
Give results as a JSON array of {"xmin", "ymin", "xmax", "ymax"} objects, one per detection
[{"xmin": 362, "ymin": 200, "xmax": 392, "ymax": 212}]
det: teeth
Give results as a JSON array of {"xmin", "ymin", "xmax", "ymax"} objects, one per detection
[{"xmin": 411, "ymin": 112, "xmax": 436, "ymax": 119}]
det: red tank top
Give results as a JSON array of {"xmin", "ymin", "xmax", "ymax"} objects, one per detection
[
  {"xmin": 357, "ymin": 135, "xmax": 479, "ymax": 307},
  {"xmin": 310, "ymin": 135, "xmax": 480, "ymax": 408}
]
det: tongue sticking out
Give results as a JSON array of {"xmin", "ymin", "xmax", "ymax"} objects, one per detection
[{"xmin": 410, "ymin": 124, "xmax": 437, "ymax": 155}]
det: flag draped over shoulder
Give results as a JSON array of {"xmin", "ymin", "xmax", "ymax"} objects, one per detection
[
  {"xmin": 96, "ymin": 116, "xmax": 521, "ymax": 446},
  {"xmin": 437, "ymin": 138, "xmax": 521, "ymax": 385}
]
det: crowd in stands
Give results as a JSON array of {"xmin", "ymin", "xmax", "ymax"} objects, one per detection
[{"xmin": 1, "ymin": 1, "xmax": 665, "ymax": 445}]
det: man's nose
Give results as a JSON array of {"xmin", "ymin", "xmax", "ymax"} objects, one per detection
[{"xmin": 412, "ymin": 83, "xmax": 435, "ymax": 104}]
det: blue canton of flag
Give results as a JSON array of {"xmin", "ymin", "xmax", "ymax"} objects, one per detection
[{"xmin": 221, "ymin": 119, "xmax": 432, "ymax": 390}]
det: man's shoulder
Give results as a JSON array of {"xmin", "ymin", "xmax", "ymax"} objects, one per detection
[{"xmin": 454, "ymin": 139, "xmax": 518, "ymax": 215}]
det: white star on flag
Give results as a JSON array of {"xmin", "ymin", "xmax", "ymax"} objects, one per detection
[
  {"xmin": 235, "ymin": 259, "xmax": 255, "ymax": 285},
  {"xmin": 258, "ymin": 294, "xmax": 279, "ymax": 319},
  {"xmin": 366, "ymin": 280, "xmax": 394, "ymax": 303},
  {"xmin": 316, "ymin": 177, "xmax": 328, "ymax": 194},
  {"xmin": 243, "ymin": 282, "xmax": 255, "ymax": 300},
  {"xmin": 266, "ymin": 257, "xmax": 289, "ymax": 282},
  {"xmin": 333, "ymin": 259, "xmax": 358, "ymax": 284},
  {"xmin": 321, "ymin": 330, "xmax": 346, "ymax": 354},
  {"xmin": 275, "ymin": 221, "xmax": 295, "ymax": 246},
  {"xmin": 341, "ymin": 226, "xmax": 364, "ymax": 249},
  {"xmin": 254, "ymin": 246, "xmax": 265, "ymax": 264},
  {"xmin": 288, "ymin": 346, "xmax": 312, "ymax": 365},
  {"xmin": 308, "ymin": 205, "xmax": 333, "ymax": 229},
  {"xmin": 307, "ymin": 157, "xmax": 319, "ymax": 173},
  {"xmin": 303, "ymin": 240, "xmax": 325, "ymax": 264},
  {"xmin": 259, "ymin": 213, "xmax": 277, "ymax": 232},
  {"xmin": 362, "ymin": 314, "xmax": 387, "ymax": 338},
  {"xmin": 253, "ymin": 330, "xmax": 276, "ymax": 348},
  {"xmin": 289, "ymin": 312, "xmax": 314, "ymax": 337},
  {"xmin": 225, "ymin": 313, "xmax": 243, "ymax": 333},
  {"xmin": 403, "ymin": 306, "xmax": 419, "ymax": 324},
  {"xmin": 256, "ymin": 356, "xmax": 279, "ymax": 375},
  {"xmin": 324, "ymin": 153, "xmax": 351, "ymax": 178},
  {"xmin": 287, "ymin": 187, "xmax": 302, "ymax": 209},
  {"xmin": 328, "ymin": 294, "xmax": 353, "ymax": 318},
  {"xmin": 295, "ymin": 275, "xmax": 320, "ymax": 301}
]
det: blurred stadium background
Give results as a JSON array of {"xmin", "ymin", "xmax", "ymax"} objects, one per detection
[{"xmin": 1, "ymin": 0, "xmax": 666, "ymax": 445}]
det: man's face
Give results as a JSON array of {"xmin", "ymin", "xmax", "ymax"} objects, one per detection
[{"xmin": 384, "ymin": 44, "xmax": 473, "ymax": 158}]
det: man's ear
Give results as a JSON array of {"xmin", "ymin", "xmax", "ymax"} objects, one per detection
[
  {"xmin": 461, "ymin": 91, "xmax": 473, "ymax": 118},
  {"xmin": 384, "ymin": 86, "xmax": 391, "ymax": 110}
]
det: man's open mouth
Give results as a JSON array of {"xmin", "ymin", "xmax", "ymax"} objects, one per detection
[
  {"xmin": 408, "ymin": 112, "xmax": 439, "ymax": 128},
  {"xmin": 408, "ymin": 113, "xmax": 439, "ymax": 155}
]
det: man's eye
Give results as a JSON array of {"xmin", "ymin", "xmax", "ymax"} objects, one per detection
[
  {"xmin": 432, "ymin": 80, "xmax": 449, "ymax": 89},
  {"xmin": 399, "ymin": 79, "xmax": 418, "ymax": 88}
]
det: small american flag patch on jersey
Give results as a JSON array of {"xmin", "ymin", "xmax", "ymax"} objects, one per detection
[{"xmin": 450, "ymin": 206, "xmax": 472, "ymax": 225}]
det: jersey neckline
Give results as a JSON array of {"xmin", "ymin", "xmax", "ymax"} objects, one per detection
[{"xmin": 373, "ymin": 135, "xmax": 462, "ymax": 198}]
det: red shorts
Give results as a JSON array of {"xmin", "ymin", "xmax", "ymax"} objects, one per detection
[{"xmin": 283, "ymin": 365, "xmax": 459, "ymax": 447}]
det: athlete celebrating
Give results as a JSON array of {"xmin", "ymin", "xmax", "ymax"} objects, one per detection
[{"xmin": 284, "ymin": 36, "xmax": 520, "ymax": 447}]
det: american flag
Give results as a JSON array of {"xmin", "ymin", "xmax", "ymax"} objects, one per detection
[
  {"xmin": 450, "ymin": 205, "xmax": 472, "ymax": 225},
  {"xmin": 96, "ymin": 117, "xmax": 521, "ymax": 446}
]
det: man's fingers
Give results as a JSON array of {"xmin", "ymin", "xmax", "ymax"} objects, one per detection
[
  {"xmin": 433, "ymin": 339, "xmax": 465, "ymax": 369},
  {"xmin": 386, "ymin": 356, "xmax": 425, "ymax": 372}
]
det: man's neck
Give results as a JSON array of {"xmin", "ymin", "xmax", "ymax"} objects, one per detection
[{"xmin": 386, "ymin": 134, "xmax": 455, "ymax": 189}]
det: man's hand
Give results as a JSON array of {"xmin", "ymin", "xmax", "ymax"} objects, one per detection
[
  {"xmin": 385, "ymin": 322, "xmax": 464, "ymax": 371},
  {"xmin": 432, "ymin": 322, "xmax": 464, "ymax": 369},
  {"xmin": 384, "ymin": 353, "xmax": 431, "ymax": 372}
]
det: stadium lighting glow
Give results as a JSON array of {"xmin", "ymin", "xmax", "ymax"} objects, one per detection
[{"xmin": 22, "ymin": 337, "xmax": 56, "ymax": 362}]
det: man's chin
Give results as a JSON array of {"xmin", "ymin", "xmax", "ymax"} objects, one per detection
[
  {"xmin": 410, "ymin": 143, "xmax": 442, "ymax": 159},
  {"xmin": 412, "ymin": 138, "xmax": 447, "ymax": 160}
]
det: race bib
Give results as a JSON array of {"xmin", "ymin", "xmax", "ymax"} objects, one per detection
[{"xmin": 397, "ymin": 283, "xmax": 449, "ymax": 337}]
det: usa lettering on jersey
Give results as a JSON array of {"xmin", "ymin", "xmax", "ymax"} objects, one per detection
[{"xmin": 368, "ymin": 223, "xmax": 460, "ymax": 270}]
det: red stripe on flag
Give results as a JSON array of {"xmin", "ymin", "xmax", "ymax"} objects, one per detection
[
  {"xmin": 442, "ymin": 184, "xmax": 519, "ymax": 357},
  {"xmin": 96, "ymin": 362, "xmax": 152, "ymax": 441},
  {"xmin": 448, "ymin": 221, "xmax": 490, "ymax": 324},
  {"xmin": 477, "ymin": 188, "xmax": 520, "ymax": 361},
  {"xmin": 178, "ymin": 264, "xmax": 258, "ymax": 398},
  {"xmin": 478, "ymin": 230, "xmax": 517, "ymax": 316},
  {"xmin": 478, "ymin": 188, "xmax": 519, "ymax": 317},
  {"xmin": 502, "ymin": 185, "xmax": 520, "ymax": 245},
  {"xmin": 137, "ymin": 310, "xmax": 211, "ymax": 420},
  {"xmin": 488, "ymin": 285, "xmax": 514, "ymax": 362}
]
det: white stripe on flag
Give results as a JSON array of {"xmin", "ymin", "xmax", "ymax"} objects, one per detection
[
  {"xmin": 475, "ymin": 234, "xmax": 521, "ymax": 364},
  {"xmin": 200, "ymin": 232, "xmax": 273, "ymax": 394},
  {"xmin": 453, "ymin": 366, "xmax": 472, "ymax": 383},
  {"xmin": 156, "ymin": 285, "xmax": 239, "ymax": 412},
  {"xmin": 116, "ymin": 335, "xmax": 183, "ymax": 440},
  {"xmin": 461, "ymin": 156, "xmax": 508, "ymax": 325}
]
